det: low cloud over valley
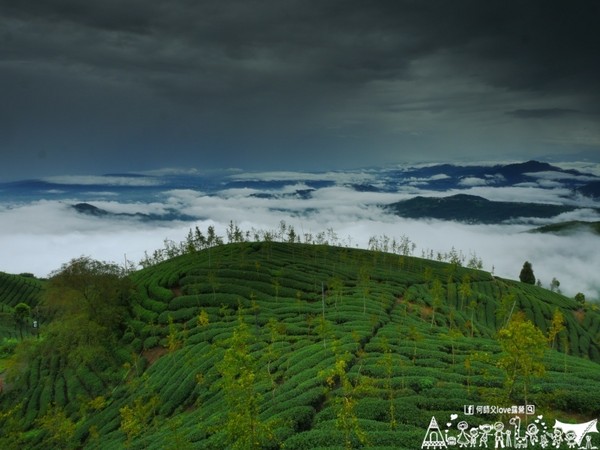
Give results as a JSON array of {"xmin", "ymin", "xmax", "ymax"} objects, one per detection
[{"xmin": 1, "ymin": 162, "xmax": 599, "ymax": 299}]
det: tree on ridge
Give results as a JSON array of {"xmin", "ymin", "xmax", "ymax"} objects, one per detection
[{"xmin": 519, "ymin": 261, "xmax": 536, "ymax": 285}]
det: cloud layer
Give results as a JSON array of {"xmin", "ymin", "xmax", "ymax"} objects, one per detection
[{"xmin": 1, "ymin": 166, "xmax": 599, "ymax": 299}]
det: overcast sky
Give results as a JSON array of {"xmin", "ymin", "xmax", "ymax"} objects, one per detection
[{"xmin": 2, "ymin": 0, "xmax": 599, "ymax": 180}]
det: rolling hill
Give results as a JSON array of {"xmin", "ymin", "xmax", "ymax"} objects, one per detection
[
  {"xmin": 385, "ymin": 194, "xmax": 578, "ymax": 224},
  {"xmin": 530, "ymin": 221, "xmax": 600, "ymax": 236},
  {"xmin": 0, "ymin": 242, "xmax": 599, "ymax": 449}
]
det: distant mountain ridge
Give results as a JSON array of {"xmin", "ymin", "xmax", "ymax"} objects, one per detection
[
  {"xmin": 530, "ymin": 220, "xmax": 600, "ymax": 236},
  {"xmin": 72, "ymin": 203, "xmax": 111, "ymax": 217},
  {"xmin": 71, "ymin": 203, "xmax": 195, "ymax": 222},
  {"xmin": 1, "ymin": 160, "xmax": 598, "ymax": 202},
  {"xmin": 390, "ymin": 160, "xmax": 597, "ymax": 192},
  {"xmin": 385, "ymin": 193, "xmax": 579, "ymax": 223},
  {"xmin": 2, "ymin": 160, "xmax": 598, "ymax": 230},
  {"xmin": 577, "ymin": 181, "xmax": 600, "ymax": 199}
]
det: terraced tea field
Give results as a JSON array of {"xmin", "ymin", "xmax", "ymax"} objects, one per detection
[
  {"xmin": 0, "ymin": 272, "xmax": 43, "ymax": 340},
  {"xmin": 1, "ymin": 242, "xmax": 599, "ymax": 449}
]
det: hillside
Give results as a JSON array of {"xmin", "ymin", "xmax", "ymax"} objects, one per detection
[
  {"xmin": 71, "ymin": 202, "xmax": 196, "ymax": 222},
  {"xmin": 385, "ymin": 194, "xmax": 577, "ymax": 223},
  {"xmin": 0, "ymin": 272, "xmax": 44, "ymax": 340},
  {"xmin": 0, "ymin": 243, "xmax": 599, "ymax": 449},
  {"xmin": 530, "ymin": 220, "xmax": 600, "ymax": 236}
]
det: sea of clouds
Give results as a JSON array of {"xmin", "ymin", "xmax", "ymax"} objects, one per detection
[{"xmin": 1, "ymin": 164, "xmax": 599, "ymax": 299}]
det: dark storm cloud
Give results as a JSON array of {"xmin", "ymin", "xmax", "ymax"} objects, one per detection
[{"xmin": 1, "ymin": 0, "xmax": 599, "ymax": 179}]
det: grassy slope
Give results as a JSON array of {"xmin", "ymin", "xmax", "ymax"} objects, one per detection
[{"xmin": 2, "ymin": 242, "xmax": 600, "ymax": 449}]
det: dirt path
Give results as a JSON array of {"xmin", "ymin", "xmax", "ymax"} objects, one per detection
[{"xmin": 142, "ymin": 346, "xmax": 168, "ymax": 366}]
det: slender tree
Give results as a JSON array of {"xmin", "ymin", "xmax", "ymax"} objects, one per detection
[
  {"xmin": 320, "ymin": 352, "xmax": 368, "ymax": 449},
  {"xmin": 458, "ymin": 274, "xmax": 472, "ymax": 311},
  {"xmin": 216, "ymin": 316, "xmax": 276, "ymax": 449},
  {"xmin": 37, "ymin": 405, "xmax": 77, "ymax": 448},
  {"xmin": 496, "ymin": 292, "xmax": 517, "ymax": 327},
  {"xmin": 547, "ymin": 309, "xmax": 565, "ymax": 350},
  {"xmin": 119, "ymin": 395, "xmax": 160, "ymax": 445},
  {"xmin": 378, "ymin": 339, "xmax": 398, "ymax": 429},
  {"xmin": 550, "ymin": 277, "xmax": 561, "ymax": 293},
  {"xmin": 13, "ymin": 303, "xmax": 31, "ymax": 341},
  {"xmin": 497, "ymin": 312, "xmax": 546, "ymax": 403},
  {"xmin": 358, "ymin": 265, "xmax": 371, "ymax": 316},
  {"xmin": 429, "ymin": 278, "xmax": 444, "ymax": 327}
]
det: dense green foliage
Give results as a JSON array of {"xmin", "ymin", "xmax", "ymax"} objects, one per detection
[
  {"xmin": 519, "ymin": 261, "xmax": 536, "ymax": 285},
  {"xmin": 0, "ymin": 242, "xmax": 599, "ymax": 449},
  {"xmin": 0, "ymin": 272, "xmax": 44, "ymax": 340}
]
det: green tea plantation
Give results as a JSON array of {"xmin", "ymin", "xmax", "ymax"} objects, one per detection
[{"xmin": 0, "ymin": 242, "xmax": 599, "ymax": 449}]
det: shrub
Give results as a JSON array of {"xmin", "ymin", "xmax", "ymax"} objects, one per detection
[
  {"xmin": 128, "ymin": 319, "xmax": 148, "ymax": 335},
  {"xmin": 143, "ymin": 336, "xmax": 161, "ymax": 350},
  {"xmin": 355, "ymin": 398, "xmax": 388, "ymax": 421},
  {"xmin": 270, "ymin": 406, "xmax": 315, "ymax": 432},
  {"xmin": 265, "ymin": 386, "xmax": 325, "ymax": 416},
  {"xmin": 0, "ymin": 338, "xmax": 18, "ymax": 356},
  {"xmin": 121, "ymin": 331, "xmax": 135, "ymax": 345},
  {"xmin": 415, "ymin": 395, "xmax": 465, "ymax": 411},
  {"xmin": 54, "ymin": 375, "xmax": 67, "ymax": 407},
  {"xmin": 282, "ymin": 429, "xmax": 345, "ymax": 449},
  {"xmin": 147, "ymin": 283, "xmax": 173, "ymax": 303},
  {"xmin": 141, "ymin": 296, "xmax": 168, "ymax": 314},
  {"xmin": 361, "ymin": 429, "xmax": 423, "ymax": 448},
  {"xmin": 159, "ymin": 372, "xmax": 197, "ymax": 415},
  {"xmin": 131, "ymin": 338, "xmax": 143, "ymax": 354},
  {"xmin": 132, "ymin": 304, "xmax": 157, "ymax": 324},
  {"xmin": 24, "ymin": 384, "xmax": 43, "ymax": 427},
  {"xmin": 38, "ymin": 382, "xmax": 52, "ymax": 417},
  {"xmin": 157, "ymin": 307, "xmax": 197, "ymax": 324},
  {"xmin": 562, "ymin": 390, "xmax": 600, "ymax": 416},
  {"xmin": 75, "ymin": 366, "xmax": 105, "ymax": 395},
  {"xmin": 409, "ymin": 376, "xmax": 435, "ymax": 392},
  {"xmin": 169, "ymin": 295, "xmax": 203, "ymax": 310}
]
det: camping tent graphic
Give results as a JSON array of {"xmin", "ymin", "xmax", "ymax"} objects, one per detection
[
  {"xmin": 553, "ymin": 419, "xmax": 598, "ymax": 447},
  {"xmin": 422, "ymin": 416, "xmax": 448, "ymax": 449}
]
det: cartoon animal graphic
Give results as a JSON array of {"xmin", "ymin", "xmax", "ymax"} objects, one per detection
[{"xmin": 511, "ymin": 416, "xmax": 527, "ymax": 448}]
